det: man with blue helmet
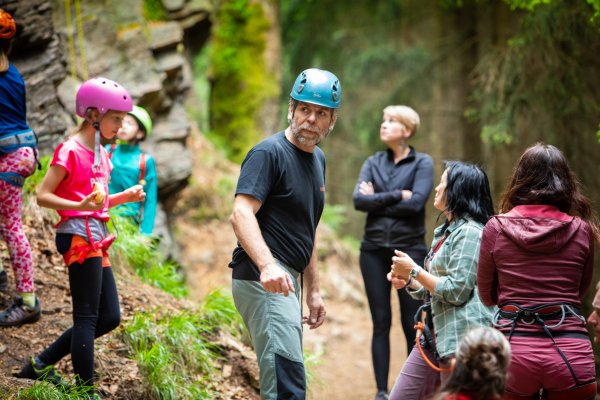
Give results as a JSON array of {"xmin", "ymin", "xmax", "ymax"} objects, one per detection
[{"xmin": 229, "ymin": 68, "xmax": 341, "ymax": 399}]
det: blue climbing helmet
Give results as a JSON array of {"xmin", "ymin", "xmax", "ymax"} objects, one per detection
[{"xmin": 290, "ymin": 68, "xmax": 342, "ymax": 109}]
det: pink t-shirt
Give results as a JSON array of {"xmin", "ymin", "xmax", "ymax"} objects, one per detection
[{"xmin": 51, "ymin": 137, "xmax": 112, "ymax": 221}]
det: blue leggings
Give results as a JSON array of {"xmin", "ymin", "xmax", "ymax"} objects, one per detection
[{"xmin": 38, "ymin": 233, "xmax": 121, "ymax": 386}]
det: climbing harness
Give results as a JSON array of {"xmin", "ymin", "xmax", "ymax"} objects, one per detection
[
  {"xmin": 495, "ymin": 302, "xmax": 596, "ymax": 399},
  {"xmin": 0, "ymin": 171, "xmax": 24, "ymax": 187},
  {"xmin": 61, "ymin": 216, "xmax": 117, "ymax": 267},
  {"xmin": 0, "ymin": 129, "xmax": 41, "ymax": 186},
  {"xmin": 411, "ymin": 231, "xmax": 453, "ymax": 373},
  {"xmin": 413, "ymin": 302, "xmax": 453, "ymax": 373},
  {"xmin": 107, "ymin": 143, "xmax": 148, "ymax": 186}
]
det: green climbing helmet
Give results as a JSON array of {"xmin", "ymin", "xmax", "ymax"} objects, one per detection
[
  {"xmin": 290, "ymin": 68, "xmax": 342, "ymax": 109},
  {"xmin": 129, "ymin": 105, "xmax": 152, "ymax": 137}
]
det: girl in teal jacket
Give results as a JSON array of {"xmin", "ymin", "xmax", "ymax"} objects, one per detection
[{"xmin": 106, "ymin": 105, "xmax": 157, "ymax": 235}]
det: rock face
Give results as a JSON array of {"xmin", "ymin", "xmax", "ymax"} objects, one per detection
[{"xmin": 3, "ymin": 0, "xmax": 212, "ymax": 258}]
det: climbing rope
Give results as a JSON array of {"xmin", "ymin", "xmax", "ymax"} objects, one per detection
[
  {"xmin": 63, "ymin": 0, "xmax": 88, "ymax": 81},
  {"xmin": 414, "ymin": 321, "xmax": 453, "ymax": 373}
]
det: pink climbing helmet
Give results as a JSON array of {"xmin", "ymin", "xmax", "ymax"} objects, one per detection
[{"xmin": 75, "ymin": 77, "xmax": 132, "ymax": 117}]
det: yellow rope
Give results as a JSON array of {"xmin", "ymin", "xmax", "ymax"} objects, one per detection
[
  {"xmin": 64, "ymin": 0, "xmax": 77, "ymax": 80},
  {"xmin": 74, "ymin": 0, "xmax": 88, "ymax": 80}
]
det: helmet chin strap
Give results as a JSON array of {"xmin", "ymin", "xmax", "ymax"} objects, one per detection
[{"xmin": 93, "ymin": 121, "xmax": 101, "ymax": 168}]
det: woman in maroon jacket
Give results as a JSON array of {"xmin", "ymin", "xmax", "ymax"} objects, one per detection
[{"xmin": 477, "ymin": 143, "xmax": 599, "ymax": 400}]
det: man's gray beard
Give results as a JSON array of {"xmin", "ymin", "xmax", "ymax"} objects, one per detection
[{"xmin": 290, "ymin": 122, "xmax": 330, "ymax": 147}]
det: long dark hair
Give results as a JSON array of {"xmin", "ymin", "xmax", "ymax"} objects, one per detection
[
  {"xmin": 444, "ymin": 161, "xmax": 495, "ymax": 225},
  {"xmin": 432, "ymin": 327, "xmax": 511, "ymax": 400},
  {"xmin": 500, "ymin": 143, "xmax": 600, "ymax": 241}
]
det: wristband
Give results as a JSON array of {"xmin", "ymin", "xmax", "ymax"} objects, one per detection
[{"xmin": 402, "ymin": 276, "xmax": 413, "ymax": 289}]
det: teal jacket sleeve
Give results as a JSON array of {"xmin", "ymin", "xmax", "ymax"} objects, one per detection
[{"xmin": 140, "ymin": 155, "xmax": 158, "ymax": 235}]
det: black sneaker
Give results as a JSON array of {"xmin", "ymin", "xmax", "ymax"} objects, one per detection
[
  {"xmin": 17, "ymin": 356, "xmax": 69, "ymax": 390},
  {"xmin": 0, "ymin": 270, "xmax": 7, "ymax": 292},
  {"xmin": 0, "ymin": 297, "xmax": 41, "ymax": 327}
]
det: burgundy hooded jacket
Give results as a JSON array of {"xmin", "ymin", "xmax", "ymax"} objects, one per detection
[{"xmin": 477, "ymin": 205, "xmax": 594, "ymax": 335}]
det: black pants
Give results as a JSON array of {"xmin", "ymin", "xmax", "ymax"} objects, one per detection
[
  {"xmin": 39, "ymin": 233, "xmax": 121, "ymax": 386},
  {"xmin": 360, "ymin": 247, "xmax": 425, "ymax": 392}
]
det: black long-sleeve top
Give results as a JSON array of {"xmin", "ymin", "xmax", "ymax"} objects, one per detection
[{"xmin": 353, "ymin": 147, "xmax": 434, "ymax": 250}]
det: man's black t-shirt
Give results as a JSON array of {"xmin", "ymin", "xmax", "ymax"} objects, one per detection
[{"xmin": 230, "ymin": 131, "xmax": 326, "ymax": 280}]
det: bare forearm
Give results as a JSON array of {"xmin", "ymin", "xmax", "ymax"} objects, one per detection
[
  {"xmin": 304, "ymin": 246, "xmax": 320, "ymax": 295},
  {"xmin": 230, "ymin": 207, "xmax": 276, "ymax": 272},
  {"xmin": 37, "ymin": 192, "xmax": 81, "ymax": 210}
]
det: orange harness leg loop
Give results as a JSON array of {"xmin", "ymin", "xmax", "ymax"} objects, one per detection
[
  {"xmin": 62, "ymin": 235, "xmax": 114, "ymax": 267},
  {"xmin": 414, "ymin": 322, "xmax": 453, "ymax": 373}
]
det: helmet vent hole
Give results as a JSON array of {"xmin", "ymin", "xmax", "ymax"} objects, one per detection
[{"xmin": 297, "ymin": 84, "xmax": 305, "ymax": 93}]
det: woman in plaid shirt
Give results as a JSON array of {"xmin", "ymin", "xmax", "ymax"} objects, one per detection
[{"xmin": 387, "ymin": 161, "xmax": 496, "ymax": 400}]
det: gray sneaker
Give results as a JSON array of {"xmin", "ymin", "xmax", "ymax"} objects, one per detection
[
  {"xmin": 0, "ymin": 297, "xmax": 41, "ymax": 327},
  {"xmin": 375, "ymin": 390, "xmax": 389, "ymax": 400}
]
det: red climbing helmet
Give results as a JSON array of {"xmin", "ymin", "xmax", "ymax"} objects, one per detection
[
  {"xmin": 75, "ymin": 77, "xmax": 133, "ymax": 117},
  {"xmin": 0, "ymin": 9, "xmax": 17, "ymax": 40}
]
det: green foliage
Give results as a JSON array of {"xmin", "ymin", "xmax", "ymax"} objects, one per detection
[
  {"xmin": 143, "ymin": 0, "xmax": 168, "ymax": 21},
  {"xmin": 198, "ymin": 288, "xmax": 244, "ymax": 334},
  {"xmin": 320, "ymin": 204, "xmax": 348, "ymax": 233},
  {"xmin": 22, "ymin": 155, "xmax": 51, "ymax": 200},
  {"xmin": 109, "ymin": 214, "xmax": 188, "ymax": 298},
  {"xmin": 469, "ymin": 1, "xmax": 600, "ymax": 145},
  {"xmin": 122, "ymin": 290, "xmax": 244, "ymax": 400},
  {"xmin": 589, "ymin": 0, "xmax": 600, "ymax": 20},
  {"xmin": 504, "ymin": 0, "xmax": 552, "ymax": 10},
  {"xmin": 122, "ymin": 310, "xmax": 219, "ymax": 399},
  {"xmin": 209, "ymin": 0, "xmax": 277, "ymax": 162},
  {"xmin": 15, "ymin": 380, "xmax": 95, "ymax": 399},
  {"xmin": 304, "ymin": 348, "xmax": 322, "ymax": 397},
  {"xmin": 190, "ymin": 48, "xmax": 212, "ymax": 134}
]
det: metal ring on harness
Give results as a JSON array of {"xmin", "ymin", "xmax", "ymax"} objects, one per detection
[{"xmin": 495, "ymin": 303, "xmax": 581, "ymax": 330}]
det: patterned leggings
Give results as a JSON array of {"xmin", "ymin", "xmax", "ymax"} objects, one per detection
[{"xmin": 0, "ymin": 147, "xmax": 36, "ymax": 293}]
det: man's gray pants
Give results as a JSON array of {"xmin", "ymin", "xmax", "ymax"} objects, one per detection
[{"xmin": 232, "ymin": 263, "xmax": 305, "ymax": 400}]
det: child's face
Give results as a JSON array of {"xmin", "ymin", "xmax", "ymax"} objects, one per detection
[
  {"xmin": 99, "ymin": 110, "xmax": 127, "ymax": 140},
  {"xmin": 116, "ymin": 114, "xmax": 143, "ymax": 142}
]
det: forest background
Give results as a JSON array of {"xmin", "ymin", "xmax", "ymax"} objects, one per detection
[
  {"xmin": 2, "ymin": 0, "xmax": 600, "ymax": 398},
  {"xmin": 207, "ymin": 0, "xmax": 600, "ymax": 245}
]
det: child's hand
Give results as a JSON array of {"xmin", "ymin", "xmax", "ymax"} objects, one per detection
[
  {"xmin": 79, "ymin": 192, "xmax": 105, "ymax": 211},
  {"xmin": 125, "ymin": 185, "xmax": 146, "ymax": 203}
]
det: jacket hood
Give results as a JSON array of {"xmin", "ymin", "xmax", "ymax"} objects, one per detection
[{"xmin": 495, "ymin": 205, "xmax": 580, "ymax": 253}]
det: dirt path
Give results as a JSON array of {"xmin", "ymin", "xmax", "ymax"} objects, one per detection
[{"xmin": 178, "ymin": 219, "xmax": 409, "ymax": 400}]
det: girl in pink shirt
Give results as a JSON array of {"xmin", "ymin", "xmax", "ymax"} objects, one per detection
[{"xmin": 17, "ymin": 77, "xmax": 145, "ymax": 397}]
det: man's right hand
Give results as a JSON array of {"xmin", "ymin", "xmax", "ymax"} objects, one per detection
[{"xmin": 260, "ymin": 263, "xmax": 295, "ymax": 297}]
